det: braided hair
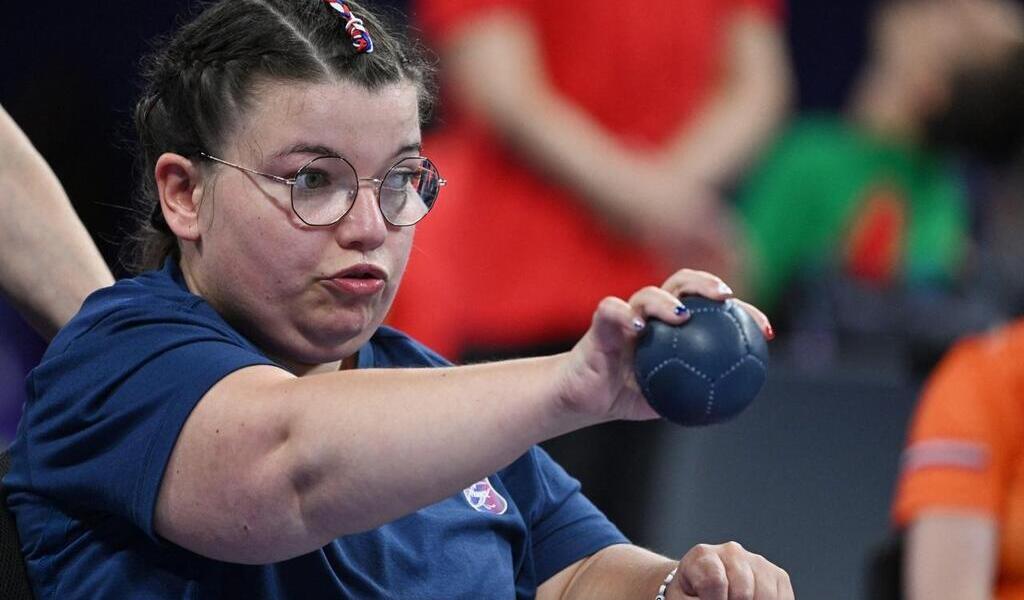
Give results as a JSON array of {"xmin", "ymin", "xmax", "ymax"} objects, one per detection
[{"xmin": 128, "ymin": 0, "xmax": 434, "ymax": 272}]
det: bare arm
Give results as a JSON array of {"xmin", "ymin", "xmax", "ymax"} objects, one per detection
[
  {"xmin": 443, "ymin": 9, "xmax": 790, "ymax": 230},
  {"xmin": 443, "ymin": 11, "xmax": 645, "ymax": 225},
  {"xmin": 154, "ymin": 270, "xmax": 771, "ymax": 565},
  {"xmin": 665, "ymin": 10, "xmax": 792, "ymax": 187},
  {"xmin": 0, "ymin": 105, "xmax": 114, "ymax": 338},
  {"xmin": 537, "ymin": 543, "xmax": 793, "ymax": 600},
  {"xmin": 905, "ymin": 511, "xmax": 998, "ymax": 600}
]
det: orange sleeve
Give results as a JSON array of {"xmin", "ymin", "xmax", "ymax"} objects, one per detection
[{"xmin": 893, "ymin": 332, "xmax": 1024, "ymax": 527}]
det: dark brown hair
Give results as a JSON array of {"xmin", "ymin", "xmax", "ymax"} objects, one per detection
[{"xmin": 128, "ymin": 0, "xmax": 434, "ymax": 272}]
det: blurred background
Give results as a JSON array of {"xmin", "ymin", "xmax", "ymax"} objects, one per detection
[{"xmin": 3, "ymin": 1, "xmax": 1024, "ymax": 598}]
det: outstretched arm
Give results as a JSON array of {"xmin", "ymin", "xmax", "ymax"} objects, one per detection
[
  {"xmin": 0, "ymin": 105, "xmax": 114, "ymax": 338},
  {"xmin": 155, "ymin": 270, "xmax": 772, "ymax": 565}
]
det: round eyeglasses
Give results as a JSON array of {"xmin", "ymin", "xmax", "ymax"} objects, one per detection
[{"xmin": 199, "ymin": 152, "xmax": 446, "ymax": 227}]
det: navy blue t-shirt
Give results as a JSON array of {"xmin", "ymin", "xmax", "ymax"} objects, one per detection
[{"xmin": 3, "ymin": 260, "xmax": 626, "ymax": 599}]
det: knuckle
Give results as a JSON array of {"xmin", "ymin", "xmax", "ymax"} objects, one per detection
[
  {"xmin": 690, "ymin": 543, "xmax": 715, "ymax": 558},
  {"xmin": 724, "ymin": 540, "xmax": 745, "ymax": 554}
]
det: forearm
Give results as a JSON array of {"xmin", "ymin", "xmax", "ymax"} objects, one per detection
[
  {"xmin": 158, "ymin": 354, "xmax": 595, "ymax": 563},
  {"xmin": 0, "ymin": 106, "xmax": 114, "ymax": 338},
  {"xmin": 905, "ymin": 511, "xmax": 998, "ymax": 600},
  {"xmin": 666, "ymin": 12, "xmax": 791, "ymax": 187},
  {"xmin": 445, "ymin": 13, "xmax": 644, "ymax": 222},
  {"xmin": 548, "ymin": 545, "xmax": 679, "ymax": 600},
  {"xmin": 285, "ymin": 355, "xmax": 584, "ymax": 532}
]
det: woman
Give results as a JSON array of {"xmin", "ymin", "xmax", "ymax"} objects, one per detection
[
  {"xmin": 2, "ymin": 1, "xmax": 790, "ymax": 598},
  {"xmin": 894, "ymin": 318, "xmax": 1024, "ymax": 600}
]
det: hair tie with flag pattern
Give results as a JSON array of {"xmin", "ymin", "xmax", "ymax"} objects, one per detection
[{"xmin": 323, "ymin": 0, "xmax": 374, "ymax": 54}]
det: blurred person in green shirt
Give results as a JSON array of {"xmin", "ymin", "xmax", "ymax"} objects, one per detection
[{"xmin": 739, "ymin": 0, "xmax": 1024, "ymax": 316}]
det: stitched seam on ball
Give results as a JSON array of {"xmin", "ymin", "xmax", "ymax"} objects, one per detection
[
  {"xmin": 721, "ymin": 304, "xmax": 752, "ymax": 354},
  {"xmin": 645, "ymin": 357, "xmax": 711, "ymax": 383},
  {"xmin": 705, "ymin": 386, "xmax": 715, "ymax": 416},
  {"xmin": 719, "ymin": 355, "xmax": 752, "ymax": 380}
]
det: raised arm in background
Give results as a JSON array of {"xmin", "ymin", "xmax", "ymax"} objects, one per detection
[{"xmin": 0, "ymin": 105, "xmax": 114, "ymax": 339}]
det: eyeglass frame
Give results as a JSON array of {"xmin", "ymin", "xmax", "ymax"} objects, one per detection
[{"xmin": 197, "ymin": 151, "xmax": 446, "ymax": 227}]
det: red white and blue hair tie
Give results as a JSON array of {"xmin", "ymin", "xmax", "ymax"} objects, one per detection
[{"xmin": 323, "ymin": 0, "xmax": 375, "ymax": 54}]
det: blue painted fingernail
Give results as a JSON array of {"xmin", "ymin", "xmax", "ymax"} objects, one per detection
[
  {"xmin": 633, "ymin": 318, "xmax": 645, "ymax": 330},
  {"xmin": 675, "ymin": 304, "xmax": 688, "ymax": 316}
]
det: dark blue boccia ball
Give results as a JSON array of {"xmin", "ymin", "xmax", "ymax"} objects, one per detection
[{"xmin": 633, "ymin": 296, "xmax": 769, "ymax": 426}]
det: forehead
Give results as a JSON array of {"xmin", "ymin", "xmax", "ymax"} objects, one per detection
[{"xmin": 233, "ymin": 79, "xmax": 421, "ymax": 165}]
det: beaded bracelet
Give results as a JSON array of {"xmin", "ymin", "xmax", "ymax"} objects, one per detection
[{"xmin": 654, "ymin": 567, "xmax": 678, "ymax": 600}]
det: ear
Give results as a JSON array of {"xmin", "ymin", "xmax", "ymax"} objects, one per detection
[{"xmin": 155, "ymin": 153, "xmax": 205, "ymax": 242}]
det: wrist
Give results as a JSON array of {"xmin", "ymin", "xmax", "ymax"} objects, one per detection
[{"xmin": 548, "ymin": 351, "xmax": 610, "ymax": 435}]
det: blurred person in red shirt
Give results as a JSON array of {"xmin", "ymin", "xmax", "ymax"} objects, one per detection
[{"xmin": 391, "ymin": 0, "xmax": 791, "ymax": 539}]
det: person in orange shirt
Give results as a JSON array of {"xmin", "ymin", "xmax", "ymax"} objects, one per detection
[{"xmin": 893, "ymin": 319, "xmax": 1024, "ymax": 599}]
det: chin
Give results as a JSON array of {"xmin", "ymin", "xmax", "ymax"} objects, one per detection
[{"xmin": 298, "ymin": 316, "xmax": 379, "ymax": 360}]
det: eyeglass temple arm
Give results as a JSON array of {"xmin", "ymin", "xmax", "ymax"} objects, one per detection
[{"xmin": 198, "ymin": 152, "xmax": 296, "ymax": 185}]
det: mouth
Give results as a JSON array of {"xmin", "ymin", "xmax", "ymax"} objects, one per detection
[
  {"xmin": 321, "ymin": 264, "xmax": 388, "ymax": 296},
  {"xmin": 330, "ymin": 263, "xmax": 388, "ymax": 281}
]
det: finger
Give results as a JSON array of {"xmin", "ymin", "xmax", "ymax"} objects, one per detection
[
  {"xmin": 749, "ymin": 554, "xmax": 789, "ymax": 600},
  {"xmin": 627, "ymin": 286, "xmax": 691, "ymax": 327},
  {"xmin": 774, "ymin": 566, "xmax": 794, "ymax": 600},
  {"xmin": 716, "ymin": 541, "xmax": 757, "ymax": 600},
  {"xmin": 723, "ymin": 559, "xmax": 756, "ymax": 600},
  {"xmin": 661, "ymin": 269, "xmax": 734, "ymax": 301},
  {"xmin": 679, "ymin": 546, "xmax": 728, "ymax": 600},
  {"xmin": 729, "ymin": 298, "xmax": 774, "ymax": 341},
  {"xmin": 591, "ymin": 296, "xmax": 645, "ymax": 347}
]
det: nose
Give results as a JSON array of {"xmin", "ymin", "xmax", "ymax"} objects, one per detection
[{"xmin": 332, "ymin": 185, "xmax": 388, "ymax": 251}]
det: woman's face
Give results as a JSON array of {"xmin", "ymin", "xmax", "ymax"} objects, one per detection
[{"xmin": 183, "ymin": 79, "xmax": 422, "ymax": 372}]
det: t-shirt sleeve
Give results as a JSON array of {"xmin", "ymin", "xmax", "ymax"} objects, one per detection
[
  {"xmin": 892, "ymin": 333, "xmax": 1023, "ymax": 527},
  {"xmin": 21, "ymin": 303, "xmax": 276, "ymax": 542},
  {"xmin": 499, "ymin": 446, "xmax": 628, "ymax": 585}
]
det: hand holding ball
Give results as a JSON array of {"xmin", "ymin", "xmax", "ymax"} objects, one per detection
[{"xmin": 634, "ymin": 296, "xmax": 769, "ymax": 426}]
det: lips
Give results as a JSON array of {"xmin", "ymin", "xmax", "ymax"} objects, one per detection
[
  {"xmin": 329, "ymin": 264, "xmax": 388, "ymax": 281},
  {"xmin": 321, "ymin": 263, "xmax": 388, "ymax": 296}
]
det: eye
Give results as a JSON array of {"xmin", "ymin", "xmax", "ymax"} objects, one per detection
[
  {"xmin": 295, "ymin": 170, "xmax": 331, "ymax": 191},
  {"xmin": 383, "ymin": 168, "xmax": 419, "ymax": 191}
]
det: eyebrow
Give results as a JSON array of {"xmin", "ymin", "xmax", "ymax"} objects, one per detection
[{"xmin": 272, "ymin": 141, "xmax": 423, "ymax": 160}]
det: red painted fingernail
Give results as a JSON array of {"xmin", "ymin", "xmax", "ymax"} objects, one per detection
[{"xmin": 765, "ymin": 325, "xmax": 775, "ymax": 340}]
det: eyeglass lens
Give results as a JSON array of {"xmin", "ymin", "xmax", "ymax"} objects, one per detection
[{"xmin": 291, "ymin": 157, "xmax": 441, "ymax": 226}]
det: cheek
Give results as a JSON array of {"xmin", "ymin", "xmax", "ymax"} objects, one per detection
[
  {"xmin": 387, "ymin": 229, "xmax": 416, "ymax": 281},
  {"xmin": 205, "ymin": 207, "xmax": 324, "ymax": 296}
]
